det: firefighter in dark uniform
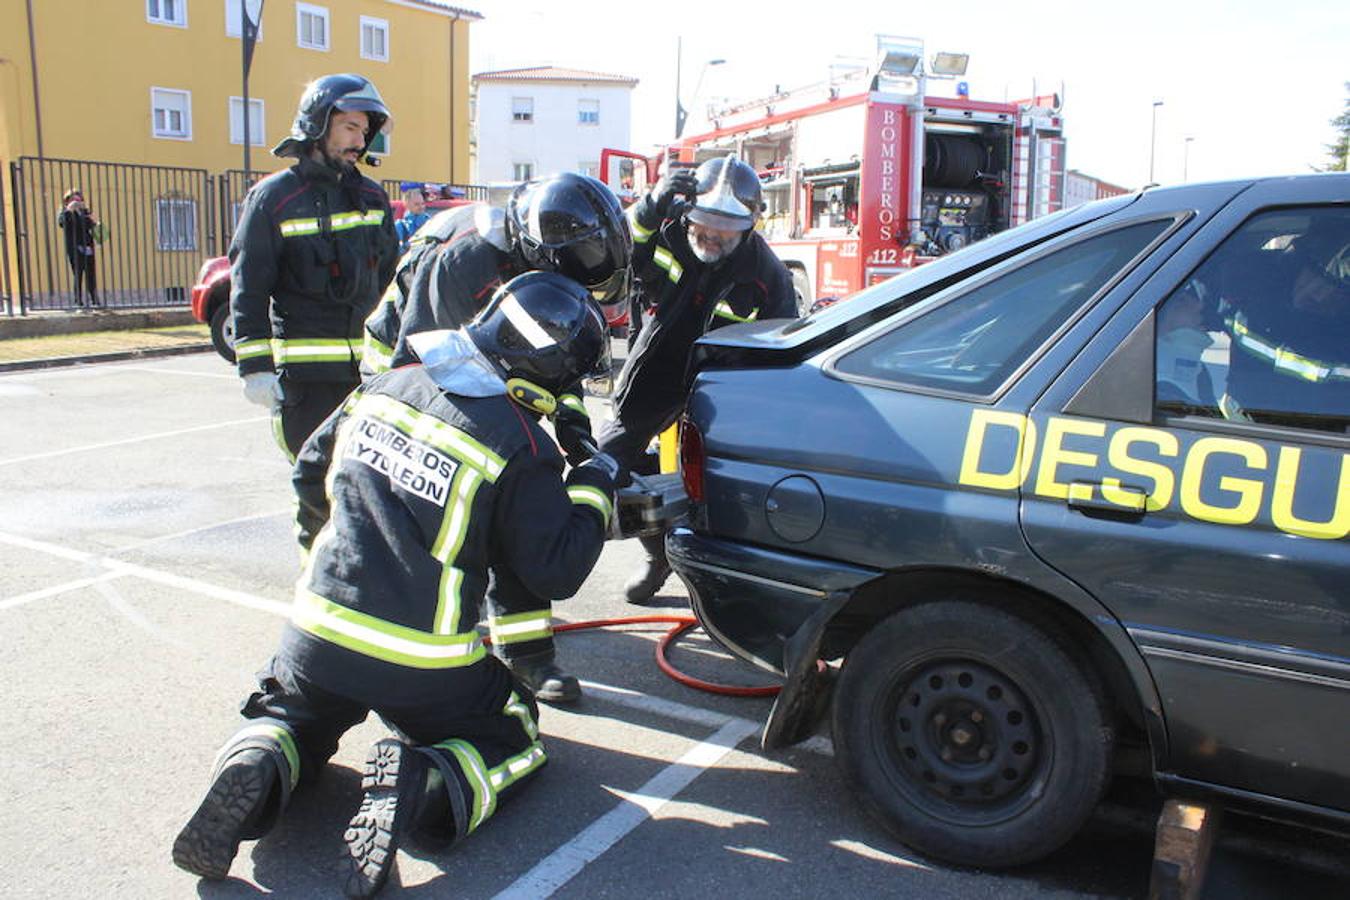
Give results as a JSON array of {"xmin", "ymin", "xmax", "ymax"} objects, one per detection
[
  {"xmin": 172, "ymin": 272, "xmax": 621, "ymax": 899},
  {"xmin": 598, "ymin": 154, "xmax": 795, "ymax": 603},
  {"xmin": 232, "ymin": 73, "xmax": 399, "ymax": 460},
  {"xmin": 1219, "ymin": 216, "xmax": 1350, "ymax": 433},
  {"xmin": 363, "ymin": 173, "xmax": 631, "ymax": 702}
]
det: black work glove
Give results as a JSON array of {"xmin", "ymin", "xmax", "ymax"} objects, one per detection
[
  {"xmin": 552, "ymin": 403, "xmax": 594, "ymax": 467},
  {"xmin": 653, "ymin": 169, "xmax": 699, "ymax": 218}
]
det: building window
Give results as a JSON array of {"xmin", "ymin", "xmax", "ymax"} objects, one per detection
[
  {"xmin": 296, "ymin": 3, "xmax": 329, "ymax": 50},
  {"xmin": 512, "ymin": 163, "xmax": 534, "ymax": 181},
  {"xmin": 225, "ymin": 0, "xmax": 264, "ymax": 38},
  {"xmin": 229, "ymin": 97, "xmax": 265, "ymax": 146},
  {"xmin": 367, "ymin": 131, "xmax": 390, "ymax": 157},
  {"xmin": 156, "ymin": 198, "xmax": 198, "ymax": 251},
  {"xmin": 511, "ymin": 97, "xmax": 533, "ymax": 123},
  {"xmin": 151, "ymin": 88, "xmax": 192, "ymax": 140},
  {"xmin": 578, "ymin": 99, "xmax": 599, "ymax": 126},
  {"xmin": 147, "ymin": 0, "xmax": 187, "ymax": 27},
  {"xmin": 360, "ymin": 16, "xmax": 388, "ymax": 61}
]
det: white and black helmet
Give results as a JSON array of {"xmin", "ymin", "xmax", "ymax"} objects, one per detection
[
  {"xmin": 466, "ymin": 272, "xmax": 609, "ymax": 402},
  {"xmin": 273, "ymin": 73, "xmax": 393, "ymax": 160},
  {"xmin": 687, "ymin": 154, "xmax": 762, "ymax": 233}
]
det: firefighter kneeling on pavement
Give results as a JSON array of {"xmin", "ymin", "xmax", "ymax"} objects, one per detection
[
  {"xmin": 173, "ymin": 272, "xmax": 622, "ymax": 899},
  {"xmin": 363, "ymin": 173, "xmax": 632, "ymax": 703}
]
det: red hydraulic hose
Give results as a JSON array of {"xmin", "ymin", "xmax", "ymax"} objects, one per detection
[{"xmin": 553, "ymin": 615, "xmax": 781, "ymax": 698}]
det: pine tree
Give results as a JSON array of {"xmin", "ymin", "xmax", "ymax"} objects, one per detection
[{"xmin": 1323, "ymin": 82, "xmax": 1349, "ymax": 172}]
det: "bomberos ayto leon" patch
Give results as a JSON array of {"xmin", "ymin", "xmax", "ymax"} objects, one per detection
[{"xmin": 346, "ymin": 416, "xmax": 458, "ymax": 506}]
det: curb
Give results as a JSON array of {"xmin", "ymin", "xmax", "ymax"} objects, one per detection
[{"xmin": 0, "ymin": 342, "xmax": 215, "ymax": 373}]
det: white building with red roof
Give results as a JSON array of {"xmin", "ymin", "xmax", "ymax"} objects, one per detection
[{"xmin": 472, "ymin": 66, "xmax": 638, "ymax": 184}]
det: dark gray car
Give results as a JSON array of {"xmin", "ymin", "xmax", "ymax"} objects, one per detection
[{"xmin": 666, "ymin": 173, "xmax": 1350, "ymax": 868}]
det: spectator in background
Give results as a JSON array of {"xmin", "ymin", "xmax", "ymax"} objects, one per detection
[
  {"xmin": 58, "ymin": 189, "xmax": 101, "ymax": 311},
  {"xmin": 395, "ymin": 182, "xmax": 431, "ymax": 254}
]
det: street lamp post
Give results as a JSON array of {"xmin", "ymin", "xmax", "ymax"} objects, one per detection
[
  {"xmin": 673, "ymin": 37, "xmax": 724, "ymax": 139},
  {"xmin": 1148, "ymin": 99, "xmax": 1164, "ymax": 185},
  {"xmin": 240, "ymin": 1, "xmax": 265, "ymax": 181},
  {"xmin": 1183, "ymin": 136, "xmax": 1195, "ymax": 181}
]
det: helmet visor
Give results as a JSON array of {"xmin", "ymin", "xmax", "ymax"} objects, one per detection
[
  {"xmin": 334, "ymin": 87, "xmax": 393, "ymax": 134},
  {"xmin": 686, "ymin": 205, "xmax": 753, "ymax": 233},
  {"xmin": 587, "ymin": 268, "xmax": 629, "ymax": 325}
]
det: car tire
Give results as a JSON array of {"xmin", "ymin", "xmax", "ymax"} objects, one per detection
[
  {"xmin": 209, "ymin": 300, "xmax": 236, "ymax": 364},
  {"xmin": 790, "ymin": 267, "xmax": 812, "ymax": 317},
  {"xmin": 831, "ymin": 599, "xmax": 1114, "ymax": 867}
]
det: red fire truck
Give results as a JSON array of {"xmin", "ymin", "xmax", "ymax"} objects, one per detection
[{"xmin": 603, "ymin": 43, "xmax": 1067, "ymax": 312}]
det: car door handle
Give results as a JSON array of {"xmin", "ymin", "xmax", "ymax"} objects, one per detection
[{"xmin": 1065, "ymin": 480, "xmax": 1148, "ymax": 521}]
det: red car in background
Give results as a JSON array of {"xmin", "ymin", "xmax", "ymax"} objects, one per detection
[{"xmin": 193, "ymin": 197, "xmax": 632, "ymax": 362}]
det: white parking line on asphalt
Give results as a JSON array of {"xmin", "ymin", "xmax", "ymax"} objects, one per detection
[
  {"xmin": 110, "ymin": 507, "xmax": 293, "ymax": 555},
  {"xmin": 0, "ymin": 415, "xmax": 267, "ymax": 467},
  {"xmin": 493, "ymin": 715, "xmax": 760, "ymax": 900},
  {"xmin": 0, "ymin": 570, "xmax": 130, "ymax": 611},
  {"xmin": 4, "ymin": 527, "xmax": 832, "ymax": 893},
  {"xmin": 0, "ymin": 530, "xmax": 290, "ymax": 617}
]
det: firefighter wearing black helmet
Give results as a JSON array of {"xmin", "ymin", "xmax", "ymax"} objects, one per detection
[
  {"xmin": 173, "ymin": 272, "xmax": 620, "ymax": 898},
  {"xmin": 231, "ymin": 73, "xmax": 399, "ymax": 460},
  {"xmin": 361, "ymin": 172, "xmax": 632, "ymax": 702},
  {"xmin": 597, "ymin": 153, "xmax": 796, "ymax": 604}
]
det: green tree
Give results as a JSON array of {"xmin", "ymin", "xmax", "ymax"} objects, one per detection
[{"xmin": 1323, "ymin": 81, "xmax": 1349, "ymax": 172}]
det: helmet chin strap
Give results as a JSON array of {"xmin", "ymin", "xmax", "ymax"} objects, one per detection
[{"xmin": 505, "ymin": 377, "xmax": 557, "ymax": 416}]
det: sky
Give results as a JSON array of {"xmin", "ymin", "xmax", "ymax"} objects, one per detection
[{"xmin": 466, "ymin": 0, "xmax": 1349, "ymax": 190}]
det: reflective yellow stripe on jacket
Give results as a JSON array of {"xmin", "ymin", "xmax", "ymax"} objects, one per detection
[
  {"xmin": 1227, "ymin": 314, "xmax": 1350, "ymax": 383},
  {"xmin": 278, "ymin": 209, "xmax": 387, "ymax": 238},
  {"xmin": 293, "ymin": 391, "xmax": 508, "ymax": 668},
  {"xmin": 272, "ymin": 337, "xmax": 364, "ymax": 365}
]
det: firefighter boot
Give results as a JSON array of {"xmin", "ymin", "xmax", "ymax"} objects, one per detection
[
  {"xmin": 623, "ymin": 532, "xmax": 671, "ymax": 604},
  {"xmin": 343, "ymin": 738, "xmax": 449, "ymax": 899},
  {"xmin": 172, "ymin": 747, "xmax": 281, "ymax": 880},
  {"xmin": 506, "ymin": 649, "xmax": 582, "ymax": 704}
]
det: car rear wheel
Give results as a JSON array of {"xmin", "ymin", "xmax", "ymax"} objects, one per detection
[
  {"xmin": 831, "ymin": 600, "xmax": 1114, "ymax": 867},
  {"xmin": 209, "ymin": 300, "xmax": 236, "ymax": 364}
]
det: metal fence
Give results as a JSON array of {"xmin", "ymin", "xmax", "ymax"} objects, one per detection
[
  {"xmin": 1, "ymin": 170, "xmax": 12, "ymax": 316},
  {"xmin": 380, "ymin": 178, "xmax": 489, "ymax": 203},
  {"xmin": 10, "ymin": 157, "xmax": 212, "ymax": 312},
  {"xmin": 2, "ymin": 156, "xmax": 490, "ymax": 315}
]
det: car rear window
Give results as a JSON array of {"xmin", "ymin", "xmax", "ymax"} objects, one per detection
[{"xmin": 833, "ymin": 219, "xmax": 1170, "ymax": 396}]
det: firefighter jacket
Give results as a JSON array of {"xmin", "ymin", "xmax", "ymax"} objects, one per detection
[
  {"xmin": 614, "ymin": 194, "xmax": 795, "ymax": 430},
  {"xmin": 363, "ymin": 204, "xmax": 595, "ymax": 460},
  {"xmin": 282, "ymin": 363, "xmax": 616, "ymax": 700},
  {"xmin": 231, "ymin": 156, "xmax": 398, "ymax": 383},
  {"xmin": 363, "ymin": 205, "xmax": 517, "ymax": 375}
]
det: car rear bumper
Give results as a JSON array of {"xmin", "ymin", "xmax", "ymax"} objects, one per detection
[{"xmin": 666, "ymin": 526, "xmax": 879, "ymax": 674}]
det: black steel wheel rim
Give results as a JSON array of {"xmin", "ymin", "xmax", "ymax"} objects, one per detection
[{"xmin": 879, "ymin": 658, "xmax": 1046, "ymax": 824}]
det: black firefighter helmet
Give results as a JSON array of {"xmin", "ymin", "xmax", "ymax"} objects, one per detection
[
  {"xmin": 272, "ymin": 73, "xmax": 392, "ymax": 161},
  {"xmin": 505, "ymin": 173, "xmax": 632, "ymax": 315},
  {"xmin": 467, "ymin": 271, "xmax": 608, "ymax": 414}
]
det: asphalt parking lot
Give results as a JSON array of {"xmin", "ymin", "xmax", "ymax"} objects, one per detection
[{"xmin": 0, "ymin": 352, "xmax": 1345, "ymax": 899}]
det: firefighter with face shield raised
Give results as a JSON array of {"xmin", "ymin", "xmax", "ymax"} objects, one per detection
[
  {"xmin": 231, "ymin": 74, "xmax": 400, "ymax": 460},
  {"xmin": 361, "ymin": 173, "xmax": 631, "ymax": 702},
  {"xmin": 173, "ymin": 272, "xmax": 620, "ymax": 898},
  {"xmin": 598, "ymin": 154, "xmax": 796, "ymax": 604}
]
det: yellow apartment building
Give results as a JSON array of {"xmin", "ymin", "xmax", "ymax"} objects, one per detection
[{"xmin": 0, "ymin": 0, "xmax": 480, "ymax": 310}]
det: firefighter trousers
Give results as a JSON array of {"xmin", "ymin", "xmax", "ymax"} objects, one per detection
[
  {"xmin": 485, "ymin": 565, "xmax": 559, "ymax": 663},
  {"xmin": 272, "ymin": 377, "xmax": 359, "ymax": 462},
  {"xmin": 217, "ymin": 654, "xmax": 547, "ymax": 843}
]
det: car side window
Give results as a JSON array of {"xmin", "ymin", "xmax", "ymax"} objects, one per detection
[
  {"xmin": 834, "ymin": 220, "xmax": 1169, "ymax": 396},
  {"xmin": 1154, "ymin": 206, "xmax": 1350, "ymax": 434}
]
